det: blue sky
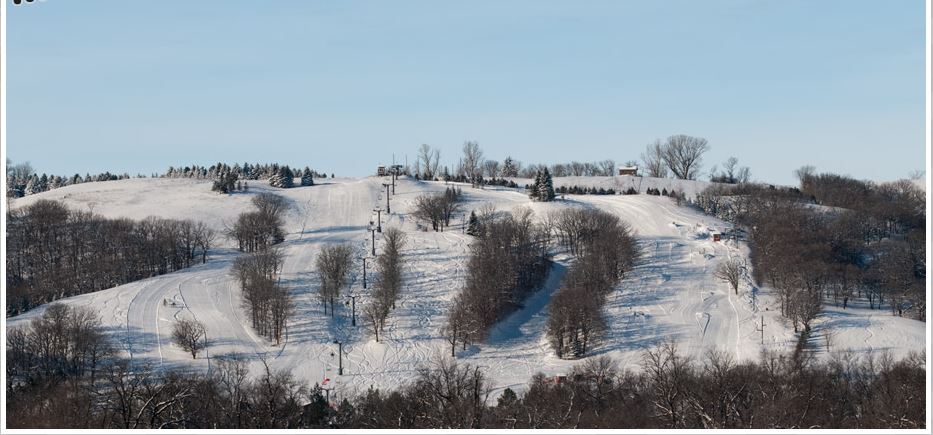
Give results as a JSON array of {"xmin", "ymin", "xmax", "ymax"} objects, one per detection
[{"xmin": 5, "ymin": 0, "xmax": 927, "ymax": 184}]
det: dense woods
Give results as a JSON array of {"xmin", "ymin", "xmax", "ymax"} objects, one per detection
[
  {"xmin": 232, "ymin": 249, "xmax": 291, "ymax": 344},
  {"xmin": 546, "ymin": 208, "xmax": 641, "ymax": 358},
  {"xmin": 7, "ymin": 310, "xmax": 925, "ymax": 429},
  {"xmin": 695, "ymin": 171, "xmax": 926, "ymax": 325},
  {"xmin": 444, "ymin": 207, "xmax": 550, "ymax": 355},
  {"xmin": 6, "ymin": 199, "xmax": 214, "ymax": 316}
]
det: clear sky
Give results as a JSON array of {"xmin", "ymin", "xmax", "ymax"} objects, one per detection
[{"xmin": 5, "ymin": 0, "xmax": 927, "ymax": 184}]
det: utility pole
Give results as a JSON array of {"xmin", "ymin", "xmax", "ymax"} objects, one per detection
[
  {"xmin": 347, "ymin": 295, "xmax": 357, "ymax": 326},
  {"xmin": 756, "ymin": 315, "xmax": 766, "ymax": 345},
  {"xmin": 391, "ymin": 164, "xmax": 403, "ymax": 194},
  {"xmin": 370, "ymin": 226, "xmax": 376, "ymax": 256},
  {"xmin": 382, "ymin": 183, "xmax": 391, "ymax": 213},
  {"xmin": 373, "ymin": 207, "xmax": 383, "ymax": 233},
  {"xmin": 362, "ymin": 257, "xmax": 368, "ymax": 289},
  {"xmin": 333, "ymin": 340, "xmax": 343, "ymax": 375}
]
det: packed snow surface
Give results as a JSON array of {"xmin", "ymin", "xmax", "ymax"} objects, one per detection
[{"xmin": 9, "ymin": 177, "xmax": 926, "ymax": 401}]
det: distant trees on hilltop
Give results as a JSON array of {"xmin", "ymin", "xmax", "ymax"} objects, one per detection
[
  {"xmin": 6, "ymin": 159, "xmax": 138, "ymax": 199},
  {"xmin": 4, "ymin": 160, "xmax": 324, "ymax": 200}
]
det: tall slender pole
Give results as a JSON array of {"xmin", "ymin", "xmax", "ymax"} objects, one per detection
[
  {"xmin": 350, "ymin": 295, "xmax": 357, "ymax": 326},
  {"xmin": 362, "ymin": 257, "xmax": 367, "ymax": 289},
  {"xmin": 337, "ymin": 341, "xmax": 343, "ymax": 375},
  {"xmin": 757, "ymin": 315, "xmax": 766, "ymax": 345},
  {"xmin": 371, "ymin": 228, "xmax": 376, "ymax": 256},
  {"xmin": 374, "ymin": 209, "xmax": 382, "ymax": 232},
  {"xmin": 382, "ymin": 183, "xmax": 391, "ymax": 213}
]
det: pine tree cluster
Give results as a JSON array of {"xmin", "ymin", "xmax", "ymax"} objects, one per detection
[
  {"xmin": 645, "ymin": 187, "xmax": 678, "ymax": 197},
  {"xmin": 527, "ymin": 168, "xmax": 555, "ymax": 201},
  {"xmin": 300, "ymin": 167, "xmax": 315, "ymax": 186},
  {"xmin": 269, "ymin": 166, "xmax": 295, "ymax": 188},
  {"xmin": 555, "ymin": 185, "xmax": 617, "ymax": 195},
  {"xmin": 164, "ymin": 162, "xmax": 322, "ymax": 185},
  {"xmin": 7, "ymin": 170, "xmax": 137, "ymax": 199}
]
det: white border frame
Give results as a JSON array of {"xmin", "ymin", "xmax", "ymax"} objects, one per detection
[{"xmin": 0, "ymin": 1, "xmax": 930, "ymax": 433}]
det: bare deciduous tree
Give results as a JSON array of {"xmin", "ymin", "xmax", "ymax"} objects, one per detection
[
  {"xmin": 417, "ymin": 144, "xmax": 441, "ymax": 179},
  {"xmin": 461, "ymin": 141, "xmax": 484, "ymax": 187},
  {"xmin": 172, "ymin": 318, "xmax": 207, "ymax": 359},
  {"xmin": 413, "ymin": 187, "xmax": 462, "ymax": 231},
  {"xmin": 662, "ymin": 135, "xmax": 709, "ymax": 180},
  {"xmin": 598, "ymin": 159, "xmax": 616, "ymax": 176},
  {"xmin": 714, "ymin": 258, "xmax": 742, "ymax": 295},
  {"xmin": 482, "ymin": 159, "xmax": 500, "ymax": 178},
  {"xmin": 641, "ymin": 139, "xmax": 668, "ymax": 178},
  {"xmin": 315, "ymin": 244, "xmax": 353, "ymax": 316}
]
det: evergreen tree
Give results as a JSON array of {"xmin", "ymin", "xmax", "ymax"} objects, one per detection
[
  {"xmin": 537, "ymin": 167, "xmax": 555, "ymax": 202},
  {"xmin": 528, "ymin": 170, "xmax": 542, "ymax": 201},
  {"xmin": 502, "ymin": 156, "xmax": 519, "ymax": 177},
  {"xmin": 269, "ymin": 166, "xmax": 295, "ymax": 188},
  {"xmin": 212, "ymin": 171, "xmax": 239, "ymax": 194},
  {"xmin": 37, "ymin": 174, "xmax": 49, "ymax": 192},
  {"xmin": 282, "ymin": 166, "xmax": 295, "ymax": 188},
  {"xmin": 301, "ymin": 167, "xmax": 314, "ymax": 186},
  {"xmin": 24, "ymin": 175, "xmax": 39, "ymax": 195},
  {"xmin": 466, "ymin": 210, "xmax": 481, "ymax": 236},
  {"xmin": 268, "ymin": 171, "xmax": 282, "ymax": 188}
]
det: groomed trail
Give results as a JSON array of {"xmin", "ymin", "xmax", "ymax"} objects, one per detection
[{"xmin": 9, "ymin": 176, "xmax": 926, "ymax": 399}]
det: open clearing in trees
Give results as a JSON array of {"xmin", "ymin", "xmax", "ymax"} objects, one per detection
[{"xmin": 8, "ymin": 175, "xmax": 925, "ymax": 401}]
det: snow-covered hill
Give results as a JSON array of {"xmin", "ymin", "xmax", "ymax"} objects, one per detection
[{"xmin": 8, "ymin": 176, "xmax": 926, "ymax": 401}]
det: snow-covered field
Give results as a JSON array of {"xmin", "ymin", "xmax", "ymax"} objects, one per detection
[{"xmin": 7, "ymin": 176, "xmax": 926, "ymax": 402}]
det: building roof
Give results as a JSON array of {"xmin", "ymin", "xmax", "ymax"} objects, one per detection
[{"xmin": 618, "ymin": 165, "xmax": 638, "ymax": 170}]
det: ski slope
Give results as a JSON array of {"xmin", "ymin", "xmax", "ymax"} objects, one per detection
[{"xmin": 8, "ymin": 176, "xmax": 926, "ymax": 401}]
